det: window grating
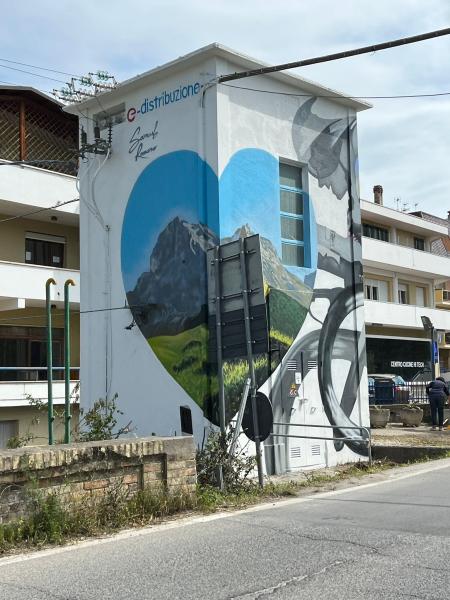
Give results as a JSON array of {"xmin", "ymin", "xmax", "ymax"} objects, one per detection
[
  {"xmin": 282, "ymin": 243, "xmax": 304, "ymax": 267},
  {"xmin": 280, "ymin": 190, "xmax": 303, "ymax": 215},
  {"xmin": 0, "ymin": 95, "xmax": 78, "ymax": 175},
  {"xmin": 0, "ymin": 98, "xmax": 20, "ymax": 160},
  {"xmin": 281, "ymin": 216, "xmax": 304, "ymax": 241}
]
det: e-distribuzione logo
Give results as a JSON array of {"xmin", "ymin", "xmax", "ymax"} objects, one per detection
[{"xmin": 127, "ymin": 81, "xmax": 202, "ymax": 122}]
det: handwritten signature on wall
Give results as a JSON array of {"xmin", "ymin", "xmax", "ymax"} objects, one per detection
[{"xmin": 129, "ymin": 122, "xmax": 159, "ymax": 161}]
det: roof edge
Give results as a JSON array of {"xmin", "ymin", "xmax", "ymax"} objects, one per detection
[
  {"xmin": 0, "ymin": 85, "xmax": 64, "ymax": 107},
  {"xmin": 64, "ymin": 42, "xmax": 371, "ymax": 114}
]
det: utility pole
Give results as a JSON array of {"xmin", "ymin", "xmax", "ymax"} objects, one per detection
[{"xmin": 218, "ymin": 27, "xmax": 450, "ymax": 84}]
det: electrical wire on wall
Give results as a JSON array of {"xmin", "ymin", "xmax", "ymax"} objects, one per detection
[
  {"xmin": 76, "ymin": 157, "xmax": 100, "ymax": 220},
  {"xmin": 81, "ymin": 135, "xmax": 113, "ymax": 400}
]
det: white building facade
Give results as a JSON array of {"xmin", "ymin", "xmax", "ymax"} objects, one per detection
[
  {"xmin": 68, "ymin": 44, "xmax": 370, "ymax": 473},
  {"xmin": 0, "ymin": 87, "xmax": 80, "ymax": 447},
  {"xmin": 362, "ymin": 187, "xmax": 450, "ymax": 380}
]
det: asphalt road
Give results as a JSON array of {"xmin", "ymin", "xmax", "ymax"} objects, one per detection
[{"xmin": 1, "ymin": 459, "xmax": 450, "ymax": 600}]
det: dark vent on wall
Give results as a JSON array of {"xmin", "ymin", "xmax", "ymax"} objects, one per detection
[
  {"xmin": 180, "ymin": 406, "xmax": 193, "ymax": 435},
  {"xmin": 290, "ymin": 446, "xmax": 301, "ymax": 458},
  {"xmin": 307, "ymin": 360, "xmax": 318, "ymax": 370},
  {"xmin": 311, "ymin": 444, "xmax": 321, "ymax": 456},
  {"xmin": 287, "ymin": 360, "xmax": 297, "ymax": 371}
]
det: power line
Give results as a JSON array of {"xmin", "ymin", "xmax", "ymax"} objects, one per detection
[
  {"xmin": 0, "ymin": 198, "xmax": 79, "ymax": 225},
  {"xmin": 218, "ymin": 27, "xmax": 450, "ymax": 83},
  {"xmin": 221, "ymin": 83, "xmax": 450, "ymax": 100},
  {"xmin": 0, "ymin": 304, "xmax": 144, "ymax": 325},
  {"xmin": 0, "ymin": 62, "xmax": 67, "ymax": 84},
  {"xmin": 0, "ymin": 57, "xmax": 80, "ymax": 78}
]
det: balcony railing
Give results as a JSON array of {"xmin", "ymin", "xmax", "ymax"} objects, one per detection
[
  {"xmin": 362, "ymin": 237, "xmax": 450, "ymax": 279},
  {"xmin": 0, "ymin": 367, "xmax": 80, "ymax": 382},
  {"xmin": 364, "ymin": 299, "xmax": 450, "ymax": 331},
  {"xmin": 0, "ymin": 260, "xmax": 80, "ymax": 306},
  {"xmin": 362, "ymin": 233, "xmax": 447, "ymax": 258}
]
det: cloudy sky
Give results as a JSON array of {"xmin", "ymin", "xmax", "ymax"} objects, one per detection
[{"xmin": 2, "ymin": 0, "xmax": 450, "ymax": 217}]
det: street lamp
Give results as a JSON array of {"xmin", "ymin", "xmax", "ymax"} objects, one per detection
[{"xmin": 421, "ymin": 315, "xmax": 437, "ymax": 380}]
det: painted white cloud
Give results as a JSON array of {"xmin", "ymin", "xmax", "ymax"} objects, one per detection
[{"xmin": 2, "ymin": 0, "xmax": 450, "ymax": 216}]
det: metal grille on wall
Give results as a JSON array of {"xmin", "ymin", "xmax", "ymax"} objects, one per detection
[
  {"xmin": 25, "ymin": 100, "xmax": 77, "ymax": 175},
  {"xmin": 0, "ymin": 98, "xmax": 20, "ymax": 161},
  {"xmin": 0, "ymin": 94, "xmax": 78, "ymax": 175}
]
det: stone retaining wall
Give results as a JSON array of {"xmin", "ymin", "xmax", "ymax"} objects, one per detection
[{"xmin": 0, "ymin": 436, "xmax": 196, "ymax": 524}]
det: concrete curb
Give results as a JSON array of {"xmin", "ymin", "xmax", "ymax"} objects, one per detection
[{"xmin": 373, "ymin": 444, "xmax": 449, "ymax": 462}]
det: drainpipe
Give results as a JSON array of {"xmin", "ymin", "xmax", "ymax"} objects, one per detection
[
  {"xmin": 46, "ymin": 278, "xmax": 56, "ymax": 445},
  {"xmin": 64, "ymin": 279, "xmax": 76, "ymax": 444}
]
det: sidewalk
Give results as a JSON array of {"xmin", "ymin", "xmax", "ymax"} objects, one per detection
[{"xmin": 372, "ymin": 424, "xmax": 450, "ymax": 447}]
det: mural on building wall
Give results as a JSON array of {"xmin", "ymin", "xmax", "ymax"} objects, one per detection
[
  {"xmin": 121, "ymin": 150, "xmax": 220, "ymax": 417},
  {"xmin": 289, "ymin": 98, "xmax": 367, "ymax": 458},
  {"xmin": 121, "ymin": 145, "xmax": 317, "ymax": 421},
  {"xmin": 121, "ymin": 97, "xmax": 367, "ymax": 467},
  {"xmin": 218, "ymin": 149, "xmax": 315, "ymax": 421},
  {"xmin": 217, "ymin": 101, "xmax": 367, "ymax": 467}
]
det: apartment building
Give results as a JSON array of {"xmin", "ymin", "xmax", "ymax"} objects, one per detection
[
  {"xmin": 0, "ymin": 86, "xmax": 80, "ymax": 447},
  {"xmin": 362, "ymin": 185, "xmax": 450, "ymax": 380}
]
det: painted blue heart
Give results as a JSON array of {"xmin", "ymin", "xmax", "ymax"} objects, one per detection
[{"xmin": 121, "ymin": 149, "xmax": 317, "ymax": 416}]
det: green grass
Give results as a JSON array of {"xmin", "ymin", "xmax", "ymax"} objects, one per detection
[
  {"xmin": 267, "ymin": 287, "xmax": 308, "ymax": 341},
  {"xmin": 270, "ymin": 329, "xmax": 294, "ymax": 347},
  {"xmin": 150, "ymin": 324, "xmax": 217, "ymax": 409},
  {"xmin": 223, "ymin": 355, "xmax": 270, "ymax": 416}
]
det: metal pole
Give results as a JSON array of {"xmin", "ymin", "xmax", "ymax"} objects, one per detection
[
  {"xmin": 230, "ymin": 378, "xmax": 251, "ymax": 456},
  {"xmin": 213, "ymin": 246, "xmax": 225, "ymax": 490},
  {"xmin": 431, "ymin": 327, "xmax": 436, "ymax": 381},
  {"xmin": 64, "ymin": 279, "xmax": 75, "ymax": 444},
  {"xmin": 213, "ymin": 247, "xmax": 226, "ymax": 435},
  {"xmin": 218, "ymin": 27, "xmax": 450, "ymax": 83},
  {"xmin": 46, "ymin": 278, "xmax": 56, "ymax": 445},
  {"xmin": 239, "ymin": 237, "xmax": 264, "ymax": 488}
]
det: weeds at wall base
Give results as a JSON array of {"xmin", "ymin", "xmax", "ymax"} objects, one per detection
[{"xmin": 0, "ymin": 459, "xmax": 398, "ymax": 554}]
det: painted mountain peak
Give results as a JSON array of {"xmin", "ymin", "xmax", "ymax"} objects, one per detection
[
  {"xmin": 127, "ymin": 216, "xmax": 218, "ymax": 338},
  {"xmin": 222, "ymin": 224, "xmax": 312, "ymax": 308}
]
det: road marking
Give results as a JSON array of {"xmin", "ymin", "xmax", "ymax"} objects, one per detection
[{"xmin": 1, "ymin": 458, "xmax": 449, "ymax": 567}]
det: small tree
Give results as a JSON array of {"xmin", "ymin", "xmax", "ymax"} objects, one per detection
[{"xmin": 77, "ymin": 394, "xmax": 133, "ymax": 441}]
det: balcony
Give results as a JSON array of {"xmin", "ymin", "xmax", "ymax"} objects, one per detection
[
  {"xmin": 0, "ymin": 379, "xmax": 79, "ymax": 407},
  {"xmin": 0, "ymin": 162, "xmax": 77, "ymax": 211},
  {"xmin": 365, "ymin": 300, "xmax": 450, "ymax": 331},
  {"xmin": 361, "ymin": 200, "xmax": 448, "ymax": 238},
  {"xmin": 435, "ymin": 289, "xmax": 450, "ymax": 310},
  {"xmin": 362, "ymin": 236, "xmax": 450, "ymax": 280},
  {"xmin": 0, "ymin": 260, "xmax": 80, "ymax": 311}
]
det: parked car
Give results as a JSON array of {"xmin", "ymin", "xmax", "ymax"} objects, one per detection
[{"xmin": 368, "ymin": 374, "xmax": 410, "ymax": 404}]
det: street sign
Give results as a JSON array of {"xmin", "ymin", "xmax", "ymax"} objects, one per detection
[
  {"xmin": 242, "ymin": 391, "xmax": 273, "ymax": 442},
  {"xmin": 207, "ymin": 234, "xmax": 268, "ymax": 362}
]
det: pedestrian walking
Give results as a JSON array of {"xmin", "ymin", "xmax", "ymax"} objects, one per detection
[{"xmin": 426, "ymin": 376, "xmax": 450, "ymax": 431}]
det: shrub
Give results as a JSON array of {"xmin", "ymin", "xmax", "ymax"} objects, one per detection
[{"xmin": 196, "ymin": 427, "xmax": 256, "ymax": 492}]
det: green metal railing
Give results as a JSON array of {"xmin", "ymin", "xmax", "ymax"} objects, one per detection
[{"xmin": 45, "ymin": 277, "xmax": 76, "ymax": 445}]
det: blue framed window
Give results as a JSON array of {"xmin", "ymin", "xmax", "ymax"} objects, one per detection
[{"xmin": 279, "ymin": 162, "xmax": 306, "ymax": 267}]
